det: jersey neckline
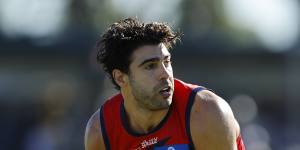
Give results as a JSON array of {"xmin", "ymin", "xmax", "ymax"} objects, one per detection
[{"xmin": 120, "ymin": 99, "xmax": 173, "ymax": 137}]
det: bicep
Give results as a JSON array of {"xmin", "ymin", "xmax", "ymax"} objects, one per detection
[
  {"xmin": 85, "ymin": 109, "xmax": 106, "ymax": 150},
  {"xmin": 190, "ymin": 90, "xmax": 239, "ymax": 150}
]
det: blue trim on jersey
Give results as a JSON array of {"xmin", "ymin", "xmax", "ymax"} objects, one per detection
[
  {"xmin": 185, "ymin": 86, "xmax": 206, "ymax": 150},
  {"xmin": 100, "ymin": 106, "xmax": 111, "ymax": 150},
  {"xmin": 154, "ymin": 144, "xmax": 189, "ymax": 150}
]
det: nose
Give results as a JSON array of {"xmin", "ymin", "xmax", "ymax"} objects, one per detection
[{"xmin": 158, "ymin": 63, "xmax": 172, "ymax": 80}]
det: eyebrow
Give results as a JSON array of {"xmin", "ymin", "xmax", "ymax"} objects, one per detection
[{"xmin": 138, "ymin": 55, "xmax": 171, "ymax": 67}]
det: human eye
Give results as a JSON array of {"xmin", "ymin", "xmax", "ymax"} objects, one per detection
[
  {"xmin": 144, "ymin": 63, "xmax": 157, "ymax": 70},
  {"xmin": 164, "ymin": 59, "xmax": 172, "ymax": 67}
]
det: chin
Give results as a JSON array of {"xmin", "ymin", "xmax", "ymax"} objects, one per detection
[
  {"xmin": 150, "ymin": 106, "xmax": 169, "ymax": 111},
  {"xmin": 149, "ymin": 101, "xmax": 171, "ymax": 111},
  {"xmin": 166, "ymin": 97, "xmax": 172, "ymax": 105},
  {"xmin": 161, "ymin": 98, "xmax": 172, "ymax": 109}
]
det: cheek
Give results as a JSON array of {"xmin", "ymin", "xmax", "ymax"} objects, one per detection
[
  {"xmin": 136, "ymin": 72, "xmax": 151, "ymax": 81},
  {"xmin": 132, "ymin": 72, "xmax": 153, "ymax": 87},
  {"xmin": 133, "ymin": 80, "xmax": 154, "ymax": 95},
  {"xmin": 139, "ymin": 70, "xmax": 156, "ymax": 80},
  {"xmin": 137, "ymin": 74, "xmax": 157, "ymax": 89}
]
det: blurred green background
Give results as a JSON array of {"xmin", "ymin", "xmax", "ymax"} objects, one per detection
[{"xmin": 0, "ymin": 0, "xmax": 300, "ymax": 150}]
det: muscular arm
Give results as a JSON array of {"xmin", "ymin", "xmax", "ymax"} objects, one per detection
[
  {"xmin": 190, "ymin": 90, "xmax": 240, "ymax": 150},
  {"xmin": 84, "ymin": 109, "xmax": 106, "ymax": 150}
]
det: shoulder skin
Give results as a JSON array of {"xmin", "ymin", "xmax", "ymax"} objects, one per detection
[
  {"xmin": 84, "ymin": 109, "xmax": 106, "ymax": 150},
  {"xmin": 190, "ymin": 90, "xmax": 240, "ymax": 150}
]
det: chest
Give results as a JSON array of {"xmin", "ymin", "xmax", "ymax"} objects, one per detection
[{"xmin": 110, "ymin": 114, "xmax": 191, "ymax": 150}]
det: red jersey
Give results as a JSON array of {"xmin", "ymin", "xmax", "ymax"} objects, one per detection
[{"xmin": 100, "ymin": 79, "xmax": 246, "ymax": 150}]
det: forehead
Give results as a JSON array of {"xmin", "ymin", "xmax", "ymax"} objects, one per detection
[{"xmin": 131, "ymin": 43, "xmax": 170, "ymax": 63}]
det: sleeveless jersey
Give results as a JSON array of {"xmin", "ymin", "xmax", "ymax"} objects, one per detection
[{"xmin": 100, "ymin": 79, "xmax": 246, "ymax": 150}]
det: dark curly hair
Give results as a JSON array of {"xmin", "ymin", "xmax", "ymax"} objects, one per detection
[{"xmin": 96, "ymin": 18, "xmax": 181, "ymax": 90}]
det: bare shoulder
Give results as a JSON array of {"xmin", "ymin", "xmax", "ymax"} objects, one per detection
[
  {"xmin": 190, "ymin": 89, "xmax": 240, "ymax": 150},
  {"xmin": 84, "ymin": 109, "xmax": 106, "ymax": 150}
]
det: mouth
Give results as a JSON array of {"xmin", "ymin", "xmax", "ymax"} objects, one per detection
[{"xmin": 159, "ymin": 86, "xmax": 172, "ymax": 98}]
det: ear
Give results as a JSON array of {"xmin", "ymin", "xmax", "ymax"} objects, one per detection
[{"xmin": 112, "ymin": 69, "xmax": 128, "ymax": 88}]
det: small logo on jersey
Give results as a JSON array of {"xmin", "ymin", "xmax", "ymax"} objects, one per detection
[
  {"xmin": 141, "ymin": 137, "xmax": 158, "ymax": 148},
  {"xmin": 151, "ymin": 137, "xmax": 171, "ymax": 148}
]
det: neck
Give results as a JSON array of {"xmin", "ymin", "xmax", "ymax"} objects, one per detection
[{"xmin": 121, "ymin": 91, "xmax": 170, "ymax": 134}]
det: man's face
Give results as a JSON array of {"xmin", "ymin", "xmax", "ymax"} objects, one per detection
[{"xmin": 127, "ymin": 43, "xmax": 174, "ymax": 110}]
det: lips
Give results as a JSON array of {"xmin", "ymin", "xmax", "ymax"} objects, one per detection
[{"xmin": 159, "ymin": 86, "xmax": 172, "ymax": 98}]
